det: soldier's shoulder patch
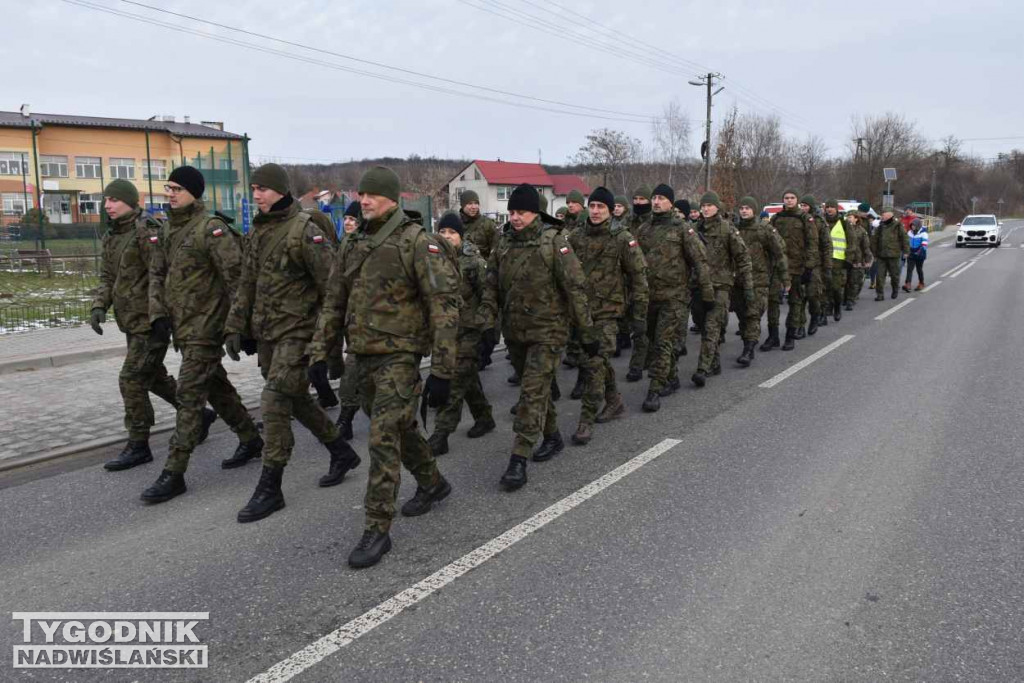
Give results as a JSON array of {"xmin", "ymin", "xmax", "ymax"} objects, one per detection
[
  {"xmin": 559, "ymin": 246, "xmax": 571, "ymax": 255},
  {"xmin": 211, "ymin": 227, "xmax": 225, "ymax": 237},
  {"xmin": 148, "ymin": 235, "xmax": 159, "ymax": 243},
  {"xmin": 427, "ymin": 243, "xmax": 441, "ymax": 254},
  {"xmin": 628, "ymin": 239, "xmax": 638, "ymax": 248},
  {"xmin": 311, "ymin": 234, "xmax": 324, "ymax": 244}
]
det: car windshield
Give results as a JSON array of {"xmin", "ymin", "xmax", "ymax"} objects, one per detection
[{"xmin": 963, "ymin": 216, "xmax": 996, "ymax": 226}]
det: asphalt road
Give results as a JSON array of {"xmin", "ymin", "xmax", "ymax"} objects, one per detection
[{"xmin": 2, "ymin": 222, "xmax": 1022, "ymax": 682}]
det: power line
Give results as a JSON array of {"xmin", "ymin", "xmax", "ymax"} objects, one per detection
[{"xmin": 61, "ymin": 0, "xmax": 655, "ymax": 124}]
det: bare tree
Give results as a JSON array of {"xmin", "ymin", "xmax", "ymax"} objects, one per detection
[
  {"xmin": 571, "ymin": 128, "xmax": 643, "ymax": 193},
  {"xmin": 651, "ymin": 99, "xmax": 692, "ymax": 189}
]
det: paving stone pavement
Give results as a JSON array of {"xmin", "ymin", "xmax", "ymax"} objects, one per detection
[{"xmin": 0, "ymin": 350, "xmax": 265, "ymax": 464}]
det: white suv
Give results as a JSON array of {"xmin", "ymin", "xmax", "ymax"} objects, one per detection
[{"xmin": 956, "ymin": 214, "xmax": 1001, "ymax": 248}]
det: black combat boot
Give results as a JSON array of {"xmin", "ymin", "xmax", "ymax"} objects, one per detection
[
  {"xmin": 319, "ymin": 436, "xmax": 361, "ymax": 487},
  {"xmin": 500, "ymin": 455, "xmax": 528, "ymax": 491},
  {"xmin": 237, "ymin": 465, "xmax": 285, "ymax": 523},
  {"xmin": 427, "ymin": 432, "xmax": 449, "ymax": 457},
  {"xmin": 140, "ymin": 469, "xmax": 186, "ymax": 504},
  {"xmin": 658, "ymin": 374, "xmax": 680, "ymax": 397},
  {"xmin": 626, "ymin": 367, "xmax": 643, "ymax": 382},
  {"xmin": 737, "ymin": 341, "xmax": 755, "ymax": 367},
  {"xmin": 401, "ymin": 476, "xmax": 452, "ymax": 517},
  {"xmin": 819, "ymin": 312, "xmax": 828, "ymax": 327},
  {"xmin": 222, "ymin": 435, "xmax": 264, "ymax": 469},
  {"xmin": 507, "ymin": 371, "xmax": 521, "ymax": 386},
  {"xmin": 104, "ymin": 440, "xmax": 153, "ymax": 471},
  {"xmin": 467, "ymin": 417, "xmax": 496, "ymax": 438},
  {"xmin": 711, "ymin": 355, "xmax": 722, "ymax": 376},
  {"xmin": 335, "ymin": 405, "xmax": 357, "ymax": 441},
  {"xmin": 795, "ymin": 326, "xmax": 807, "ymax": 340},
  {"xmin": 570, "ymin": 370, "xmax": 586, "ymax": 400},
  {"xmin": 550, "ymin": 377, "xmax": 561, "ymax": 401},
  {"xmin": 642, "ymin": 390, "xmax": 661, "ymax": 413},
  {"xmin": 316, "ymin": 388, "xmax": 339, "ymax": 410},
  {"xmin": 348, "ymin": 529, "xmax": 392, "ymax": 568},
  {"xmin": 807, "ymin": 315, "xmax": 818, "ymax": 336},
  {"xmin": 760, "ymin": 326, "xmax": 780, "ymax": 352},
  {"xmin": 617, "ymin": 331, "xmax": 632, "ymax": 350},
  {"xmin": 532, "ymin": 432, "xmax": 564, "ymax": 461},
  {"xmin": 891, "ymin": 288, "xmax": 898, "ymax": 300},
  {"xmin": 562, "ymin": 355, "xmax": 578, "ymax": 369},
  {"xmin": 691, "ymin": 370, "xmax": 707, "ymax": 388},
  {"xmin": 781, "ymin": 328, "xmax": 796, "ymax": 351},
  {"xmin": 834, "ymin": 300, "xmax": 842, "ymax": 321},
  {"xmin": 197, "ymin": 408, "xmax": 218, "ymax": 445}
]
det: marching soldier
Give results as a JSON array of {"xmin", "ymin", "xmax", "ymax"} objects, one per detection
[
  {"xmin": 822, "ymin": 199, "xmax": 848, "ymax": 321},
  {"xmin": 311, "ymin": 166, "xmax": 460, "ymax": 568},
  {"xmin": 459, "ymin": 190, "xmax": 498, "ymax": 259},
  {"xmin": 871, "ymin": 208, "xmax": 910, "ymax": 301},
  {"xmin": 768, "ymin": 190, "xmax": 817, "ymax": 351},
  {"xmin": 799, "ymin": 195, "xmax": 831, "ymax": 334},
  {"xmin": 843, "ymin": 210, "xmax": 872, "ymax": 309},
  {"xmin": 334, "ymin": 200, "xmax": 363, "ymax": 440}
]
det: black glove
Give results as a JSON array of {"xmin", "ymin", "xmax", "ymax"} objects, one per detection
[
  {"xmin": 307, "ymin": 360, "xmax": 329, "ymax": 389},
  {"xmin": 327, "ymin": 356, "xmax": 344, "ymax": 380},
  {"xmin": 89, "ymin": 308, "xmax": 105, "ymax": 335},
  {"xmin": 149, "ymin": 317, "xmax": 172, "ymax": 346},
  {"xmin": 581, "ymin": 339, "xmax": 601, "ymax": 358},
  {"xmin": 703, "ymin": 298, "xmax": 716, "ymax": 314},
  {"xmin": 224, "ymin": 333, "xmax": 242, "ymax": 361},
  {"xmin": 801, "ymin": 268, "xmax": 813, "ymax": 285},
  {"xmin": 240, "ymin": 338, "xmax": 258, "ymax": 356},
  {"xmin": 423, "ymin": 374, "xmax": 451, "ymax": 408},
  {"xmin": 477, "ymin": 328, "xmax": 498, "ymax": 360},
  {"xmin": 631, "ymin": 318, "xmax": 647, "ymax": 336}
]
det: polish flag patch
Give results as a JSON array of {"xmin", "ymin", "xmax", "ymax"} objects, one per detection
[
  {"xmin": 312, "ymin": 234, "xmax": 324, "ymax": 243},
  {"xmin": 559, "ymin": 246, "xmax": 571, "ymax": 255},
  {"xmin": 628, "ymin": 239, "xmax": 638, "ymax": 248},
  {"xmin": 212, "ymin": 228, "xmax": 224, "ymax": 237},
  {"xmin": 427, "ymin": 243, "xmax": 441, "ymax": 254},
  {"xmin": 148, "ymin": 235, "xmax": 159, "ymax": 243}
]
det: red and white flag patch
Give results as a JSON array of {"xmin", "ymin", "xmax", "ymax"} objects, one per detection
[
  {"xmin": 427, "ymin": 243, "xmax": 441, "ymax": 254},
  {"xmin": 212, "ymin": 228, "xmax": 224, "ymax": 237},
  {"xmin": 312, "ymin": 234, "xmax": 324, "ymax": 243},
  {"xmin": 148, "ymin": 235, "xmax": 159, "ymax": 243},
  {"xmin": 559, "ymin": 246, "xmax": 571, "ymax": 255},
  {"xmin": 628, "ymin": 239, "xmax": 638, "ymax": 248}
]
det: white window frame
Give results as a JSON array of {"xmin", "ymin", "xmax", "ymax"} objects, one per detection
[
  {"xmin": 496, "ymin": 185, "xmax": 511, "ymax": 201},
  {"xmin": 76, "ymin": 156, "xmax": 102, "ymax": 179},
  {"xmin": 0, "ymin": 152, "xmax": 27, "ymax": 176},
  {"xmin": 40, "ymin": 155, "xmax": 69, "ymax": 178},
  {"xmin": 109, "ymin": 157, "xmax": 136, "ymax": 180},
  {"xmin": 1, "ymin": 193, "xmax": 33, "ymax": 214},
  {"xmin": 142, "ymin": 158, "xmax": 167, "ymax": 181},
  {"xmin": 78, "ymin": 193, "xmax": 103, "ymax": 215}
]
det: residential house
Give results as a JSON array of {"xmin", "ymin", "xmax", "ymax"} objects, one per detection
[{"xmin": 446, "ymin": 160, "xmax": 588, "ymax": 224}]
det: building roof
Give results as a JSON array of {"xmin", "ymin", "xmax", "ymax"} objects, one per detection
[
  {"xmin": 0, "ymin": 111, "xmax": 244, "ymax": 140},
  {"xmin": 466, "ymin": 160, "xmax": 553, "ymax": 187},
  {"xmin": 549, "ymin": 174, "xmax": 590, "ymax": 197}
]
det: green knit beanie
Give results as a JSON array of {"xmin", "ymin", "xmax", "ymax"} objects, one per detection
[
  {"xmin": 460, "ymin": 189, "xmax": 480, "ymax": 207},
  {"xmin": 614, "ymin": 194, "xmax": 628, "ymax": 207},
  {"xmin": 357, "ymin": 165, "xmax": 401, "ymax": 202},
  {"xmin": 857, "ymin": 202, "xmax": 871, "ymax": 214},
  {"xmin": 799, "ymin": 194, "xmax": 817, "ymax": 208},
  {"xmin": 738, "ymin": 196, "xmax": 758, "ymax": 211},
  {"xmin": 567, "ymin": 189, "xmax": 585, "ymax": 205},
  {"xmin": 824, "ymin": 198, "xmax": 839, "ymax": 209},
  {"xmin": 783, "ymin": 188, "xmax": 800, "ymax": 199},
  {"xmin": 632, "ymin": 184, "xmax": 652, "ymax": 200},
  {"xmin": 250, "ymin": 163, "xmax": 291, "ymax": 196},
  {"xmin": 699, "ymin": 191, "xmax": 722, "ymax": 210},
  {"xmin": 104, "ymin": 179, "xmax": 139, "ymax": 208}
]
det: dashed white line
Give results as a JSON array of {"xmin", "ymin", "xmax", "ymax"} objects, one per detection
[
  {"xmin": 921, "ymin": 280, "xmax": 942, "ymax": 293},
  {"xmin": 941, "ymin": 261, "xmax": 972, "ymax": 278},
  {"xmin": 758, "ymin": 335, "xmax": 855, "ymax": 389},
  {"xmin": 247, "ymin": 438, "xmax": 683, "ymax": 683},
  {"xmin": 950, "ymin": 260, "xmax": 977, "ymax": 278},
  {"xmin": 875, "ymin": 298, "xmax": 915, "ymax": 321}
]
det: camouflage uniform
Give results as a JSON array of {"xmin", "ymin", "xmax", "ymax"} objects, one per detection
[
  {"xmin": 311, "ymin": 206, "xmax": 459, "ymax": 533},
  {"xmin": 568, "ymin": 216, "xmax": 648, "ymax": 425},
  {"xmin": 636, "ymin": 210, "xmax": 711, "ymax": 391},
  {"xmin": 433, "ymin": 239, "xmax": 494, "ymax": 436},
  {"xmin": 694, "ymin": 213, "xmax": 752, "ymax": 374},
  {"xmin": 770, "ymin": 207, "xmax": 818, "ymax": 331},
  {"xmin": 823, "ymin": 211, "xmax": 849, "ymax": 312},
  {"xmin": 482, "ymin": 217, "xmax": 593, "ymax": 458},
  {"xmin": 806, "ymin": 211, "xmax": 832, "ymax": 323},
  {"xmin": 732, "ymin": 216, "xmax": 789, "ymax": 342},
  {"xmin": 149, "ymin": 201, "xmax": 259, "ymax": 473},
  {"xmin": 224, "ymin": 199, "xmax": 339, "ymax": 468},
  {"xmin": 92, "ymin": 208, "xmax": 177, "ymax": 441},
  {"xmin": 870, "ymin": 217, "xmax": 910, "ymax": 296},
  {"xmin": 461, "ymin": 211, "xmax": 498, "ymax": 259},
  {"xmin": 844, "ymin": 218, "xmax": 872, "ymax": 304}
]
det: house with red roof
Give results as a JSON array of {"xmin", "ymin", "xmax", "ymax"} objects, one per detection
[{"xmin": 446, "ymin": 160, "xmax": 589, "ymax": 223}]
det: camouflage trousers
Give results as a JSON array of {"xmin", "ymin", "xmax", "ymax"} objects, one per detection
[
  {"xmin": 845, "ymin": 266, "xmax": 865, "ymax": 303},
  {"xmin": 876, "ymin": 257, "xmax": 901, "ymax": 295},
  {"xmin": 807, "ymin": 269, "xmax": 827, "ymax": 317},
  {"xmin": 766, "ymin": 279, "xmax": 782, "ymax": 330},
  {"xmin": 258, "ymin": 339, "xmax": 339, "ymax": 468},
  {"xmin": 676, "ymin": 297, "xmax": 691, "ymax": 356},
  {"xmin": 434, "ymin": 329, "xmax": 493, "ymax": 435},
  {"xmin": 694, "ymin": 289, "xmax": 730, "ymax": 373},
  {"xmin": 355, "ymin": 352, "xmax": 441, "ymax": 533},
  {"xmin": 786, "ymin": 274, "xmax": 810, "ymax": 330},
  {"xmin": 566, "ymin": 326, "xmax": 582, "ymax": 366},
  {"xmin": 119, "ymin": 333, "xmax": 178, "ymax": 441},
  {"xmin": 337, "ymin": 352, "xmax": 360, "ymax": 408},
  {"xmin": 580, "ymin": 319, "xmax": 619, "ymax": 425},
  {"xmin": 830, "ymin": 260, "xmax": 848, "ymax": 308},
  {"xmin": 507, "ymin": 341, "xmax": 561, "ymax": 458},
  {"xmin": 165, "ymin": 344, "xmax": 259, "ymax": 473},
  {"xmin": 731, "ymin": 285, "xmax": 769, "ymax": 342},
  {"xmin": 645, "ymin": 299, "xmax": 683, "ymax": 392}
]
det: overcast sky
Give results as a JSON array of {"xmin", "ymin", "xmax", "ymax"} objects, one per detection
[{"xmin": 6, "ymin": 0, "xmax": 1023, "ymax": 166}]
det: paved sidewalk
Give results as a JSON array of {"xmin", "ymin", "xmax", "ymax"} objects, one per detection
[{"xmin": 0, "ymin": 323, "xmax": 124, "ymax": 375}]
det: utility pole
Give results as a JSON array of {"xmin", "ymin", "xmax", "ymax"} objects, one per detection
[
  {"xmin": 689, "ymin": 73, "xmax": 723, "ymax": 192},
  {"xmin": 30, "ymin": 119, "xmax": 45, "ymax": 254}
]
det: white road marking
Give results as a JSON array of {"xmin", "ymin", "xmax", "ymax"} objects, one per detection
[
  {"xmin": 950, "ymin": 260, "xmax": 977, "ymax": 278},
  {"xmin": 875, "ymin": 298, "xmax": 915, "ymax": 321},
  {"xmin": 247, "ymin": 438, "xmax": 684, "ymax": 683},
  {"xmin": 941, "ymin": 261, "xmax": 973, "ymax": 278},
  {"xmin": 758, "ymin": 335, "xmax": 855, "ymax": 389},
  {"xmin": 921, "ymin": 280, "xmax": 942, "ymax": 293}
]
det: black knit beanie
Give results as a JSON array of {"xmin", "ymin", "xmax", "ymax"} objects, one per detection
[
  {"xmin": 168, "ymin": 165, "xmax": 205, "ymax": 199},
  {"xmin": 343, "ymin": 201, "xmax": 361, "ymax": 219},
  {"xmin": 588, "ymin": 186, "xmax": 615, "ymax": 210},
  {"xmin": 507, "ymin": 184, "xmax": 540, "ymax": 213},
  {"xmin": 674, "ymin": 199, "xmax": 691, "ymax": 214},
  {"xmin": 437, "ymin": 211, "xmax": 464, "ymax": 237},
  {"xmin": 652, "ymin": 183, "xmax": 675, "ymax": 204}
]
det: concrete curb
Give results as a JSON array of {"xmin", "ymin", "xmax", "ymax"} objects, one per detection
[
  {"xmin": 0, "ymin": 345, "xmax": 508, "ymax": 473},
  {"xmin": 0, "ymin": 344, "xmax": 126, "ymax": 376}
]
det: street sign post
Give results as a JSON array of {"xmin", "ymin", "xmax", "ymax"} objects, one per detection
[{"xmin": 883, "ymin": 168, "xmax": 897, "ymax": 210}]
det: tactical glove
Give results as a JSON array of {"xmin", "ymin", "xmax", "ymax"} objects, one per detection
[
  {"xmin": 225, "ymin": 333, "xmax": 242, "ymax": 361},
  {"xmin": 307, "ymin": 360, "xmax": 329, "ymax": 389},
  {"xmin": 149, "ymin": 317, "xmax": 172, "ymax": 346},
  {"xmin": 89, "ymin": 308, "xmax": 106, "ymax": 335},
  {"xmin": 327, "ymin": 356, "xmax": 344, "ymax": 380},
  {"xmin": 581, "ymin": 339, "xmax": 601, "ymax": 358},
  {"xmin": 423, "ymin": 374, "xmax": 451, "ymax": 408},
  {"xmin": 240, "ymin": 338, "xmax": 258, "ymax": 356},
  {"xmin": 801, "ymin": 268, "xmax": 813, "ymax": 285}
]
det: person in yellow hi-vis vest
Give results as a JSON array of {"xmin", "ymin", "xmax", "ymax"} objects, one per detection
[{"xmin": 823, "ymin": 199, "xmax": 848, "ymax": 322}]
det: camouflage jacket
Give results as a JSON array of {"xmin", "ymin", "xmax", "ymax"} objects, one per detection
[
  {"xmin": 629, "ymin": 210, "xmax": 651, "ymax": 234},
  {"xmin": 636, "ymin": 210, "xmax": 712, "ymax": 303},
  {"xmin": 811, "ymin": 211, "xmax": 832, "ymax": 271},
  {"xmin": 561, "ymin": 208, "xmax": 588, "ymax": 232},
  {"xmin": 698, "ymin": 213, "xmax": 753, "ymax": 291},
  {"xmin": 482, "ymin": 217, "xmax": 593, "ymax": 346},
  {"xmin": 461, "ymin": 212, "xmax": 498, "ymax": 259},
  {"xmin": 568, "ymin": 217, "xmax": 649, "ymax": 322},
  {"xmin": 149, "ymin": 201, "xmax": 243, "ymax": 346},
  {"xmin": 446, "ymin": 238, "xmax": 490, "ymax": 333},
  {"xmin": 224, "ymin": 199, "xmax": 334, "ymax": 344},
  {"xmin": 770, "ymin": 206, "xmax": 818, "ymax": 275},
  {"xmin": 844, "ymin": 219, "xmax": 871, "ymax": 266},
  {"xmin": 310, "ymin": 207, "xmax": 460, "ymax": 378},
  {"xmin": 305, "ymin": 208, "xmax": 339, "ymax": 244},
  {"xmin": 870, "ymin": 217, "xmax": 910, "ymax": 259},
  {"xmin": 736, "ymin": 217, "xmax": 790, "ymax": 289},
  {"xmin": 91, "ymin": 208, "xmax": 162, "ymax": 335}
]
